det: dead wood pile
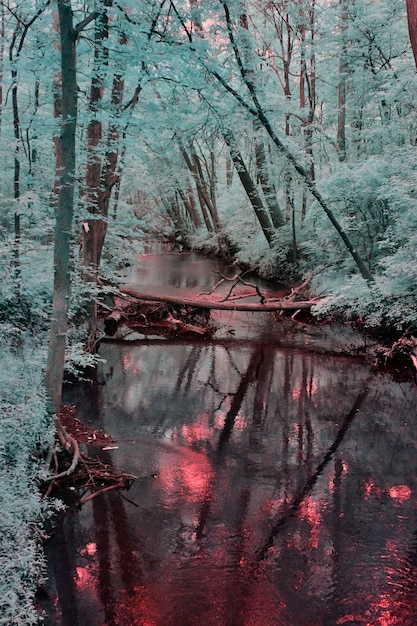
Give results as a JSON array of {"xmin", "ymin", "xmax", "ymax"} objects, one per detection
[{"xmin": 43, "ymin": 406, "xmax": 137, "ymax": 507}]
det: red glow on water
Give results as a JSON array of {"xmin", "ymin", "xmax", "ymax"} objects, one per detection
[
  {"xmin": 292, "ymin": 379, "xmax": 317, "ymax": 400},
  {"xmin": 158, "ymin": 448, "xmax": 213, "ymax": 504},
  {"xmin": 388, "ymin": 485, "xmax": 411, "ymax": 503},
  {"xmin": 364, "ymin": 478, "xmax": 375, "ymax": 498},
  {"xmin": 298, "ymin": 497, "xmax": 323, "ymax": 549},
  {"xmin": 180, "ymin": 413, "xmax": 212, "ymax": 443},
  {"xmin": 122, "ymin": 352, "xmax": 141, "ymax": 374},
  {"xmin": 81, "ymin": 542, "xmax": 97, "ymax": 557},
  {"xmin": 74, "ymin": 565, "xmax": 97, "ymax": 592}
]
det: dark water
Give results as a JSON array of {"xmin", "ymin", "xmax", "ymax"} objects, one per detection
[{"xmin": 45, "ymin": 252, "xmax": 417, "ymax": 625}]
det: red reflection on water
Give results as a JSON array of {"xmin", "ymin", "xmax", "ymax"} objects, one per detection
[
  {"xmin": 80, "ymin": 542, "xmax": 97, "ymax": 557},
  {"xmin": 298, "ymin": 497, "xmax": 323, "ymax": 549},
  {"xmin": 292, "ymin": 379, "xmax": 317, "ymax": 401},
  {"xmin": 122, "ymin": 352, "xmax": 142, "ymax": 374},
  {"xmin": 389, "ymin": 485, "xmax": 411, "ymax": 503},
  {"xmin": 364, "ymin": 478, "xmax": 375, "ymax": 498},
  {"xmin": 158, "ymin": 447, "xmax": 213, "ymax": 504},
  {"xmin": 75, "ymin": 566, "xmax": 96, "ymax": 590}
]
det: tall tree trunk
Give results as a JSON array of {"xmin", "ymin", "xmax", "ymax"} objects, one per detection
[
  {"xmin": 253, "ymin": 127, "xmax": 285, "ymax": 228},
  {"xmin": 53, "ymin": 11, "xmax": 63, "ymax": 200},
  {"xmin": 299, "ymin": 0, "xmax": 316, "ymax": 219},
  {"xmin": 45, "ymin": 0, "xmax": 77, "ymax": 415},
  {"xmin": 9, "ymin": 5, "xmax": 49, "ymax": 280},
  {"xmin": 177, "ymin": 184, "xmax": 202, "ymax": 229},
  {"xmin": 0, "ymin": 3, "xmax": 4, "ymax": 137},
  {"xmin": 337, "ymin": 0, "xmax": 348, "ymax": 161},
  {"xmin": 406, "ymin": 0, "xmax": 417, "ymax": 70},
  {"xmin": 180, "ymin": 143, "xmax": 215, "ymax": 233},
  {"xmin": 82, "ymin": 4, "xmax": 109, "ymax": 280}
]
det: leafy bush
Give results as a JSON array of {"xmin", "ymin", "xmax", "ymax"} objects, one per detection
[{"xmin": 0, "ymin": 335, "xmax": 59, "ymax": 624}]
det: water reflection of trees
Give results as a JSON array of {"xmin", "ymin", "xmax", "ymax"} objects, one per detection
[{"xmin": 49, "ymin": 342, "xmax": 417, "ymax": 624}]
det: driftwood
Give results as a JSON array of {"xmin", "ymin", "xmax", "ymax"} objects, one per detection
[
  {"xmin": 103, "ymin": 293, "xmax": 213, "ymax": 337},
  {"xmin": 119, "ymin": 288, "xmax": 317, "ymax": 312},
  {"xmin": 43, "ymin": 406, "xmax": 137, "ymax": 506},
  {"xmin": 375, "ymin": 335, "xmax": 417, "ymax": 377}
]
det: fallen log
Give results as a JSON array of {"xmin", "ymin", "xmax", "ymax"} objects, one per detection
[{"xmin": 119, "ymin": 288, "xmax": 318, "ymax": 312}]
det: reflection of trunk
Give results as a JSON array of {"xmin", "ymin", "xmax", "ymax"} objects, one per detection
[
  {"xmin": 257, "ymin": 382, "xmax": 370, "ymax": 561},
  {"xmin": 90, "ymin": 459, "xmax": 143, "ymax": 622},
  {"xmin": 196, "ymin": 349, "xmax": 264, "ymax": 539},
  {"xmin": 252, "ymin": 347, "xmax": 272, "ymax": 425},
  {"xmin": 45, "ymin": 510, "xmax": 80, "ymax": 625},
  {"xmin": 223, "ymin": 129, "xmax": 273, "ymax": 246},
  {"xmin": 175, "ymin": 347, "xmax": 201, "ymax": 393}
]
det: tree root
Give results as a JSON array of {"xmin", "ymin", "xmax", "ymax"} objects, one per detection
[{"xmin": 52, "ymin": 417, "xmax": 80, "ymax": 480}]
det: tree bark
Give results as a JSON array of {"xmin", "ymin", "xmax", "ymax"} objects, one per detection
[
  {"xmin": 337, "ymin": 0, "xmax": 348, "ymax": 162},
  {"xmin": 119, "ymin": 288, "xmax": 316, "ymax": 312},
  {"xmin": 253, "ymin": 128, "xmax": 285, "ymax": 228},
  {"xmin": 223, "ymin": 129, "xmax": 274, "ymax": 245},
  {"xmin": 45, "ymin": 0, "xmax": 77, "ymax": 415},
  {"xmin": 406, "ymin": 0, "xmax": 417, "ymax": 70}
]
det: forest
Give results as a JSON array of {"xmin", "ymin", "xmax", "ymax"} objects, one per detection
[{"xmin": 1, "ymin": 0, "xmax": 417, "ymax": 622}]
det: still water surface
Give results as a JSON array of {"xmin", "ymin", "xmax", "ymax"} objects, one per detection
[{"xmin": 46, "ymin": 252, "xmax": 417, "ymax": 625}]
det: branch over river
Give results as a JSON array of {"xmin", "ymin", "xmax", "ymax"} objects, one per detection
[{"xmin": 120, "ymin": 287, "xmax": 318, "ymax": 312}]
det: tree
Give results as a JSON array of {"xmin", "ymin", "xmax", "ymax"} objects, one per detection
[
  {"xmin": 406, "ymin": 0, "xmax": 417, "ymax": 70},
  {"xmin": 45, "ymin": 1, "xmax": 97, "ymax": 415}
]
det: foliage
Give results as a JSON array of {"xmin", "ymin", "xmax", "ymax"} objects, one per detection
[{"xmin": 0, "ymin": 335, "xmax": 60, "ymax": 625}]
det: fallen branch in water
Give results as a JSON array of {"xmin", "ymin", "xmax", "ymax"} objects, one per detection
[
  {"xmin": 118, "ymin": 288, "xmax": 318, "ymax": 311},
  {"xmin": 374, "ymin": 335, "xmax": 417, "ymax": 377},
  {"xmin": 42, "ymin": 406, "xmax": 137, "ymax": 506},
  {"xmin": 202, "ymin": 269, "xmax": 268, "ymax": 303},
  {"xmin": 49, "ymin": 417, "xmax": 80, "ymax": 481}
]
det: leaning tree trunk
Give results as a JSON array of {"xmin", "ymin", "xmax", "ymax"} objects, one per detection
[
  {"xmin": 223, "ymin": 129, "xmax": 274, "ymax": 246},
  {"xmin": 45, "ymin": 0, "xmax": 77, "ymax": 415}
]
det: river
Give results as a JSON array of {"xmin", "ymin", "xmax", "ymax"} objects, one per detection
[{"xmin": 43, "ymin": 250, "xmax": 417, "ymax": 625}]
